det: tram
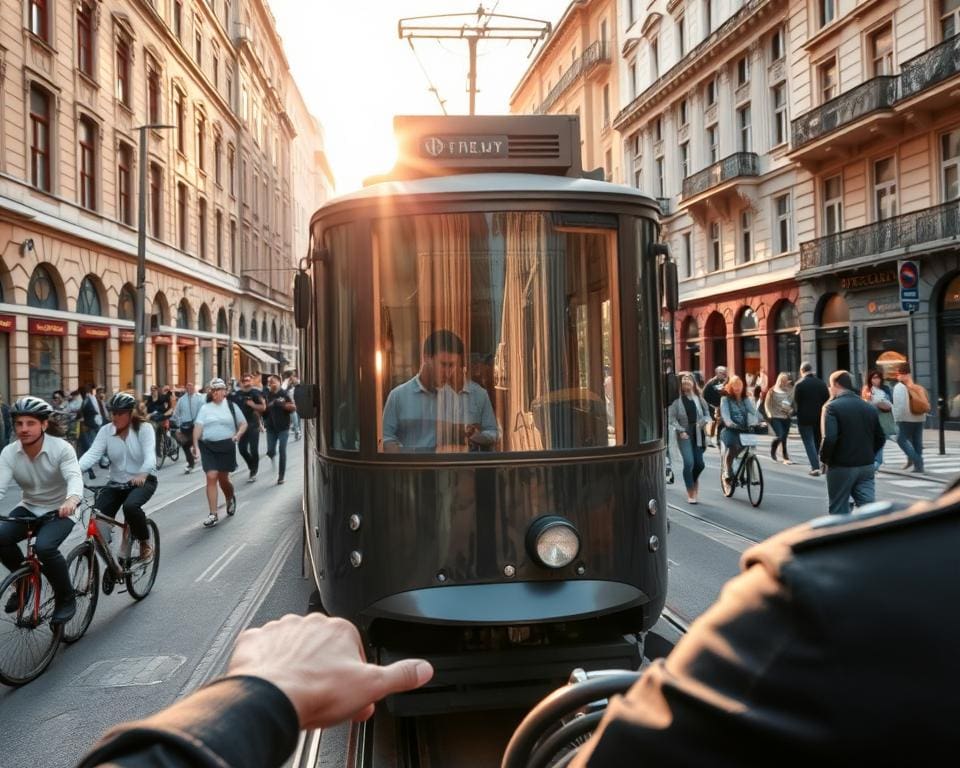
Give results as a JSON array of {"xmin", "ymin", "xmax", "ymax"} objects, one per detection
[{"xmin": 293, "ymin": 114, "xmax": 678, "ymax": 717}]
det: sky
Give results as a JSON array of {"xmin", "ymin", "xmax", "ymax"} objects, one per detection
[{"xmin": 269, "ymin": 1, "xmax": 571, "ymax": 192}]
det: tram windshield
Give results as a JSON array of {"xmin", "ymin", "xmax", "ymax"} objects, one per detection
[{"xmin": 371, "ymin": 211, "xmax": 622, "ymax": 454}]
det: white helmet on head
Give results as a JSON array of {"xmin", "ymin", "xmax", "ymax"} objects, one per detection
[
  {"xmin": 208, "ymin": 378, "xmax": 227, "ymax": 390},
  {"xmin": 12, "ymin": 396, "xmax": 54, "ymax": 419}
]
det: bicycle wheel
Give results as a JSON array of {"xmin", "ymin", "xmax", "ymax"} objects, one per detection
[
  {"xmin": 746, "ymin": 455, "xmax": 764, "ymax": 507},
  {"xmin": 168, "ymin": 434, "xmax": 180, "ymax": 463},
  {"xmin": 155, "ymin": 429, "xmax": 166, "ymax": 470},
  {"xmin": 126, "ymin": 518, "xmax": 160, "ymax": 600},
  {"xmin": 62, "ymin": 543, "xmax": 99, "ymax": 643},
  {"xmin": 0, "ymin": 568, "xmax": 63, "ymax": 686}
]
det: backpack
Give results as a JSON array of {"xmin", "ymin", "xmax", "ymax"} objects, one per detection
[{"xmin": 907, "ymin": 382, "xmax": 930, "ymax": 415}]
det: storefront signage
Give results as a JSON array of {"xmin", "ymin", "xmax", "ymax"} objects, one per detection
[
  {"xmin": 867, "ymin": 301, "xmax": 904, "ymax": 315},
  {"xmin": 899, "ymin": 259, "xmax": 920, "ymax": 312},
  {"xmin": 839, "ymin": 269, "xmax": 897, "ymax": 291},
  {"xmin": 152, "ymin": 334, "xmax": 173, "ymax": 345},
  {"xmin": 119, "ymin": 330, "xmax": 135, "ymax": 342},
  {"xmin": 29, "ymin": 318, "xmax": 67, "ymax": 335},
  {"xmin": 421, "ymin": 134, "xmax": 508, "ymax": 159},
  {"xmin": 177, "ymin": 336, "xmax": 197, "ymax": 347},
  {"xmin": 0, "ymin": 315, "xmax": 15, "ymax": 333},
  {"xmin": 78, "ymin": 324, "xmax": 110, "ymax": 340}
]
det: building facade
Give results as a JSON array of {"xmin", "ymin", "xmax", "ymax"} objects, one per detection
[{"xmin": 0, "ymin": 0, "xmax": 332, "ymax": 402}]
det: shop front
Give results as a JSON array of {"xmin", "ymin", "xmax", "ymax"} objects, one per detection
[
  {"xmin": 0, "ymin": 315, "xmax": 12, "ymax": 404},
  {"xmin": 28, "ymin": 317, "xmax": 66, "ymax": 399},
  {"xmin": 119, "ymin": 330, "xmax": 135, "ymax": 392},
  {"xmin": 78, "ymin": 324, "xmax": 109, "ymax": 389},
  {"xmin": 176, "ymin": 336, "xmax": 197, "ymax": 386},
  {"xmin": 939, "ymin": 272, "xmax": 960, "ymax": 427},
  {"xmin": 152, "ymin": 334, "xmax": 172, "ymax": 388},
  {"xmin": 235, "ymin": 341, "xmax": 279, "ymax": 377}
]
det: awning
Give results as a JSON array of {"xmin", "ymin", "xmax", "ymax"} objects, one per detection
[{"xmin": 235, "ymin": 342, "xmax": 278, "ymax": 366}]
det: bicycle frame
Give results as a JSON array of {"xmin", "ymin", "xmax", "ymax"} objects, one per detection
[
  {"xmin": 0, "ymin": 514, "xmax": 53, "ymax": 620},
  {"xmin": 85, "ymin": 513, "xmax": 131, "ymax": 579}
]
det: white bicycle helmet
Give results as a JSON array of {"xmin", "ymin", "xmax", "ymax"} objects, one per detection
[
  {"xmin": 107, "ymin": 392, "xmax": 138, "ymax": 412},
  {"xmin": 11, "ymin": 396, "xmax": 54, "ymax": 419}
]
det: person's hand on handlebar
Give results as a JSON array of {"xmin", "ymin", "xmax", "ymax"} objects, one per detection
[
  {"xmin": 130, "ymin": 474, "xmax": 147, "ymax": 487},
  {"xmin": 226, "ymin": 613, "xmax": 434, "ymax": 730}
]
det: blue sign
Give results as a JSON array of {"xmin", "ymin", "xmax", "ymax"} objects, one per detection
[
  {"xmin": 902, "ymin": 300, "xmax": 920, "ymax": 312},
  {"xmin": 898, "ymin": 260, "xmax": 920, "ymax": 313}
]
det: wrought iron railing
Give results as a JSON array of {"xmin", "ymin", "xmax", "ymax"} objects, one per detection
[
  {"xmin": 901, "ymin": 32, "xmax": 960, "ymax": 98},
  {"xmin": 536, "ymin": 40, "xmax": 609, "ymax": 115},
  {"xmin": 791, "ymin": 76, "xmax": 898, "ymax": 149},
  {"xmin": 799, "ymin": 200, "xmax": 960, "ymax": 270},
  {"xmin": 681, "ymin": 152, "xmax": 759, "ymax": 198},
  {"xmin": 657, "ymin": 197, "xmax": 671, "ymax": 216}
]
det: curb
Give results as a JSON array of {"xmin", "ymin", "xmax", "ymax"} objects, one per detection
[{"xmin": 877, "ymin": 467, "xmax": 950, "ymax": 485}]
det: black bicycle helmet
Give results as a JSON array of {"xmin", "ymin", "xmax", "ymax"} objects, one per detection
[
  {"xmin": 11, "ymin": 396, "xmax": 54, "ymax": 419},
  {"xmin": 107, "ymin": 392, "xmax": 138, "ymax": 412}
]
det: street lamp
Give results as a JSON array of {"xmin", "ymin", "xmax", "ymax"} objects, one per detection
[
  {"xmin": 134, "ymin": 123, "xmax": 174, "ymax": 400},
  {"xmin": 226, "ymin": 299, "xmax": 236, "ymax": 384}
]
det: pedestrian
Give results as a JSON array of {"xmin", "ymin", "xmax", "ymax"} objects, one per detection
[
  {"xmin": 861, "ymin": 369, "xmax": 895, "ymax": 469},
  {"xmin": 892, "ymin": 362, "xmax": 928, "ymax": 473},
  {"xmin": 229, "ymin": 373, "xmax": 266, "ymax": 482},
  {"xmin": 78, "ymin": 385, "xmax": 99, "ymax": 479},
  {"xmin": 667, "ymin": 374, "xmax": 710, "ymax": 504},
  {"xmin": 793, "ymin": 361, "xmax": 830, "ymax": 476},
  {"xmin": 702, "ymin": 365, "xmax": 728, "ymax": 447},
  {"xmin": 286, "ymin": 372, "xmax": 301, "ymax": 440},
  {"xmin": 819, "ymin": 370, "xmax": 886, "ymax": 515},
  {"xmin": 263, "ymin": 374, "xmax": 296, "ymax": 485},
  {"xmin": 173, "ymin": 382, "xmax": 204, "ymax": 474},
  {"xmin": 719, "ymin": 375, "xmax": 761, "ymax": 483},
  {"xmin": 764, "ymin": 372, "xmax": 795, "ymax": 464},
  {"xmin": 192, "ymin": 378, "xmax": 246, "ymax": 528}
]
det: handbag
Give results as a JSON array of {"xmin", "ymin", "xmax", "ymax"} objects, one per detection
[{"xmin": 878, "ymin": 409, "xmax": 897, "ymax": 437}]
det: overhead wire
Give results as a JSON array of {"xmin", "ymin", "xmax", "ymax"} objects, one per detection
[{"xmin": 406, "ymin": 38, "xmax": 448, "ymax": 115}]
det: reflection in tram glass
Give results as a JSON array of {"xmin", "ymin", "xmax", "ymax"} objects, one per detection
[{"xmin": 371, "ymin": 212, "xmax": 622, "ymax": 453}]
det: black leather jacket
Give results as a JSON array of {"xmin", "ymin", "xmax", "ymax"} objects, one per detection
[{"xmin": 820, "ymin": 389, "xmax": 887, "ymax": 467}]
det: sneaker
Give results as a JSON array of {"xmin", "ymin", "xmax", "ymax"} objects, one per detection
[
  {"xmin": 226, "ymin": 495, "xmax": 237, "ymax": 516},
  {"xmin": 902, "ymin": 460, "xmax": 913, "ymax": 470},
  {"xmin": 4, "ymin": 583, "xmax": 31, "ymax": 613},
  {"xmin": 782, "ymin": 459, "xmax": 794, "ymax": 465},
  {"xmin": 247, "ymin": 473, "xmax": 257, "ymax": 484},
  {"xmin": 52, "ymin": 596, "xmax": 77, "ymax": 624},
  {"xmin": 770, "ymin": 445, "xmax": 778, "ymax": 461},
  {"xmin": 809, "ymin": 468, "xmax": 821, "ymax": 476},
  {"xmin": 139, "ymin": 542, "xmax": 154, "ymax": 561},
  {"xmin": 184, "ymin": 465, "xmax": 195, "ymax": 474},
  {"xmin": 203, "ymin": 513, "xmax": 219, "ymax": 528},
  {"xmin": 277, "ymin": 476, "xmax": 285, "ymax": 485}
]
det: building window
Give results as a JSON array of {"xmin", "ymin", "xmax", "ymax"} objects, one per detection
[
  {"xmin": 77, "ymin": 2, "xmax": 94, "ymax": 77},
  {"xmin": 740, "ymin": 211, "xmax": 753, "ymax": 263},
  {"xmin": 173, "ymin": 0, "xmax": 183, "ymax": 39},
  {"xmin": 116, "ymin": 36, "xmax": 131, "ymax": 105},
  {"xmin": 709, "ymin": 222, "xmax": 721, "ymax": 271},
  {"xmin": 942, "ymin": 0, "xmax": 960, "ymax": 39},
  {"xmin": 629, "ymin": 61, "xmax": 638, "ymax": 99},
  {"xmin": 824, "ymin": 175, "xmax": 843, "ymax": 234},
  {"xmin": 682, "ymin": 231, "xmax": 692, "ymax": 276},
  {"xmin": 943, "ymin": 128, "xmax": 960, "ymax": 201},
  {"xmin": 774, "ymin": 194, "xmax": 792, "ymax": 253},
  {"xmin": 214, "ymin": 136, "xmax": 222, "ymax": 185},
  {"xmin": 772, "ymin": 83, "xmax": 787, "ymax": 145},
  {"xmin": 148, "ymin": 64, "xmax": 162, "ymax": 123},
  {"xmin": 819, "ymin": 0, "xmax": 836, "ymax": 28},
  {"xmin": 604, "ymin": 149, "xmax": 613, "ymax": 181},
  {"xmin": 196, "ymin": 112, "xmax": 206, "ymax": 171},
  {"xmin": 874, "ymin": 157, "xmax": 899, "ymax": 221},
  {"xmin": 175, "ymin": 90, "xmax": 186, "ymax": 154},
  {"xmin": 223, "ymin": 0, "xmax": 231, "ymax": 29},
  {"xmin": 737, "ymin": 56, "xmax": 750, "ymax": 86},
  {"xmin": 195, "ymin": 28, "xmax": 203, "ymax": 63},
  {"xmin": 705, "ymin": 77, "xmax": 717, "ymax": 106},
  {"xmin": 198, "ymin": 198, "xmax": 207, "ymax": 259},
  {"xmin": 680, "ymin": 141, "xmax": 689, "ymax": 179},
  {"xmin": 149, "ymin": 163, "xmax": 162, "ymax": 238},
  {"xmin": 225, "ymin": 66, "xmax": 234, "ymax": 107},
  {"xmin": 656, "ymin": 156, "xmax": 665, "ymax": 196},
  {"xmin": 771, "ymin": 26, "xmax": 785, "ymax": 60},
  {"xmin": 602, "ymin": 84, "xmax": 610, "ymax": 127},
  {"xmin": 654, "ymin": 117, "xmax": 663, "ymax": 142},
  {"xmin": 677, "ymin": 14, "xmax": 686, "ymax": 56},
  {"xmin": 29, "ymin": 0, "xmax": 49, "ymax": 41},
  {"xmin": 212, "ymin": 47, "xmax": 219, "ymax": 87},
  {"xmin": 870, "ymin": 24, "xmax": 894, "ymax": 76},
  {"xmin": 737, "ymin": 104, "xmax": 752, "ymax": 152},
  {"xmin": 29, "ymin": 85, "xmax": 51, "ymax": 192},
  {"xmin": 228, "ymin": 145, "xmax": 236, "ymax": 195},
  {"xmin": 704, "ymin": 0, "xmax": 713, "ymax": 35},
  {"xmin": 215, "ymin": 210, "xmax": 224, "ymax": 267},
  {"xmin": 650, "ymin": 39, "xmax": 659, "ymax": 80},
  {"xmin": 177, "ymin": 182, "xmax": 188, "ymax": 251},
  {"xmin": 229, "ymin": 219, "xmax": 237, "ymax": 272},
  {"xmin": 78, "ymin": 277, "xmax": 101, "ymax": 315},
  {"xmin": 118, "ymin": 142, "xmax": 133, "ymax": 225},
  {"xmin": 678, "ymin": 98, "xmax": 688, "ymax": 126},
  {"xmin": 79, "ymin": 116, "xmax": 97, "ymax": 211},
  {"xmin": 28, "ymin": 265, "xmax": 58, "ymax": 309},
  {"xmin": 819, "ymin": 59, "xmax": 838, "ymax": 103},
  {"xmin": 707, "ymin": 124, "xmax": 719, "ymax": 164}
]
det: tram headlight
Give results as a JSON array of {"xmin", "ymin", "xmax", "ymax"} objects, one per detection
[{"xmin": 526, "ymin": 516, "xmax": 580, "ymax": 569}]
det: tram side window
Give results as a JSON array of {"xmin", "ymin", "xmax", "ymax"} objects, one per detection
[
  {"xmin": 636, "ymin": 218, "xmax": 660, "ymax": 442},
  {"xmin": 328, "ymin": 224, "xmax": 359, "ymax": 450},
  {"xmin": 372, "ymin": 211, "xmax": 623, "ymax": 454}
]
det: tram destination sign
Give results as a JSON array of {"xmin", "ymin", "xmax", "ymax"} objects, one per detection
[{"xmin": 420, "ymin": 134, "xmax": 508, "ymax": 159}]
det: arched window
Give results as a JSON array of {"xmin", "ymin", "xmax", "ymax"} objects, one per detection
[
  {"xmin": 738, "ymin": 307, "xmax": 759, "ymax": 333},
  {"xmin": 177, "ymin": 299, "xmax": 191, "ymax": 329},
  {"xmin": 774, "ymin": 301, "xmax": 799, "ymax": 330},
  {"xmin": 217, "ymin": 308, "xmax": 228, "ymax": 334},
  {"xmin": 118, "ymin": 284, "xmax": 136, "ymax": 320},
  {"xmin": 239, "ymin": 314, "xmax": 246, "ymax": 337},
  {"xmin": 198, "ymin": 304, "xmax": 211, "ymax": 332},
  {"xmin": 250, "ymin": 317, "xmax": 258, "ymax": 340},
  {"xmin": 28, "ymin": 265, "xmax": 59, "ymax": 310},
  {"xmin": 77, "ymin": 276, "xmax": 101, "ymax": 315},
  {"xmin": 737, "ymin": 307, "xmax": 761, "ymax": 383},
  {"xmin": 261, "ymin": 319, "xmax": 267, "ymax": 340},
  {"xmin": 773, "ymin": 301, "xmax": 801, "ymax": 378},
  {"xmin": 271, "ymin": 319, "xmax": 278, "ymax": 344},
  {"xmin": 151, "ymin": 292, "xmax": 169, "ymax": 332},
  {"xmin": 817, "ymin": 294, "xmax": 850, "ymax": 376},
  {"xmin": 820, "ymin": 294, "xmax": 850, "ymax": 326},
  {"xmin": 681, "ymin": 316, "xmax": 700, "ymax": 375}
]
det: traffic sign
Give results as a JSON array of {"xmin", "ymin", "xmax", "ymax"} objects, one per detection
[{"xmin": 898, "ymin": 260, "xmax": 920, "ymax": 313}]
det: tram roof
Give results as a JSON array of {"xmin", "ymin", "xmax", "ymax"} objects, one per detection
[{"xmin": 310, "ymin": 173, "xmax": 659, "ymax": 223}]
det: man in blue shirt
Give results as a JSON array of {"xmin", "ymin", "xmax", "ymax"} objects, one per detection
[{"xmin": 382, "ymin": 330, "xmax": 499, "ymax": 453}]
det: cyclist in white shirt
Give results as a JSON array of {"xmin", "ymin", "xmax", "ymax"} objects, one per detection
[
  {"xmin": 77, "ymin": 393, "xmax": 157, "ymax": 561},
  {"xmin": 0, "ymin": 397, "xmax": 83, "ymax": 623}
]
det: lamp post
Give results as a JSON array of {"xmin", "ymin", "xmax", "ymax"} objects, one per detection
[
  {"xmin": 134, "ymin": 124, "xmax": 174, "ymax": 400},
  {"xmin": 226, "ymin": 300, "xmax": 236, "ymax": 384}
]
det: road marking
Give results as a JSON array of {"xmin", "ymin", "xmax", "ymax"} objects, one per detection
[
  {"xmin": 206, "ymin": 543, "xmax": 247, "ymax": 582},
  {"xmin": 763, "ymin": 493, "xmax": 823, "ymax": 499},
  {"xmin": 194, "ymin": 544, "xmax": 240, "ymax": 582}
]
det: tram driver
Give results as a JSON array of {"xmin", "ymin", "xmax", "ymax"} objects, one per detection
[{"xmin": 381, "ymin": 329, "xmax": 499, "ymax": 453}]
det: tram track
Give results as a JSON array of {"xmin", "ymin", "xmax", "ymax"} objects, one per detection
[{"xmin": 666, "ymin": 501, "xmax": 762, "ymax": 546}]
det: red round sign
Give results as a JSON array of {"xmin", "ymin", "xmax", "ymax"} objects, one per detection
[{"xmin": 899, "ymin": 261, "xmax": 918, "ymax": 289}]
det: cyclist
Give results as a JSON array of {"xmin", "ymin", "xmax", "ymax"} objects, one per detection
[
  {"xmin": 0, "ymin": 396, "xmax": 82, "ymax": 623},
  {"xmin": 77, "ymin": 393, "xmax": 157, "ymax": 561},
  {"xmin": 719, "ymin": 374, "xmax": 763, "ymax": 484}
]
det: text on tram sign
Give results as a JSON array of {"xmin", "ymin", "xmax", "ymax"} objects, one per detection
[{"xmin": 421, "ymin": 135, "xmax": 508, "ymax": 159}]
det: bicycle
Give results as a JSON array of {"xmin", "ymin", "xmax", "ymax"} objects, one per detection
[
  {"xmin": 719, "ymin": 426, "xmax": 766, "ymax": 507},
  {"xmin": 61, "ymin": 483, "xmax": 161, "ymax": 644},
  {"xmin": 0, "ymin": 511, "xmax": 64, "ymax": 686},
  {"xmin": 153, "ymin": 418, "xmax": 180, "ymax": 469}
]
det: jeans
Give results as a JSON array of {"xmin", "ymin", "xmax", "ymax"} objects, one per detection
[
  {"xmin": 874, "ymin": 441, "xmax": 886, "ymax": 470},
  {"xmin": 94, "ymin": 476, "xmax": 157, "ymax": 542},
  {"xmin": 896, "ymin": 421, "xmax": 924, "ymax": 471},
  {"xmin": 770, "ymin": 418, "xmax": 791, "ymax": 459},
  {"xmin": 676, "ymin": 436, "xmax": 705, "ymax": 491},
  {"xmin": 798, "ymin": 424, "xmax": 821, "ymax": 471},
  {"xmin": 290, "ymin": 412, "xmax": 301, "ymax": 436},
  {"xmin": 265, "ymin": 428, "xmax": 289, "ymax": 480},
  {"xmin": 0, "ymin": 507, "xmax": 74, "ymax": 602},
  {"xmin": 237, "ymin": 424, "xmax": 261, "ymax": 476},
  {"xmin": 825, "ymin": 465, "xmax": 876, "ymax": 515},
  {"xmin": 176, "ymin": 427, "xmax": 196, "ymax": 467}
]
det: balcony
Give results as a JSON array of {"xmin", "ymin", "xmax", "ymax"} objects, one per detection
[
  {"xmin": 799, "ymin": 200, "xmax": 960, "ymax": 272},
  {"xmin": 899, "ymin": 33, "xmax": 960, "ymax": 108},
  {"xmin": 536, "ymin": 40, "xmax": 610, "ymax": 115},
  {"xmin": 679, "ymin": 152, "xmax": 760, "ymax": 221}
]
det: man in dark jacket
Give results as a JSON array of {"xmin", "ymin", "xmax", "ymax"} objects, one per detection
[
  {"xmin": 793, "ymin": 361, "xmax": 830, "ymax": 475},
  {"xmin": 79, "ymin": 482, "xmax": 960, "ymax": 767},
  {"xmin": 702, "ymin": 366, "xmax": 727, "ymax": 447},
  {"xmin": 820, "ymin": 370, "xmax": 887, "ymax": 515}
]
